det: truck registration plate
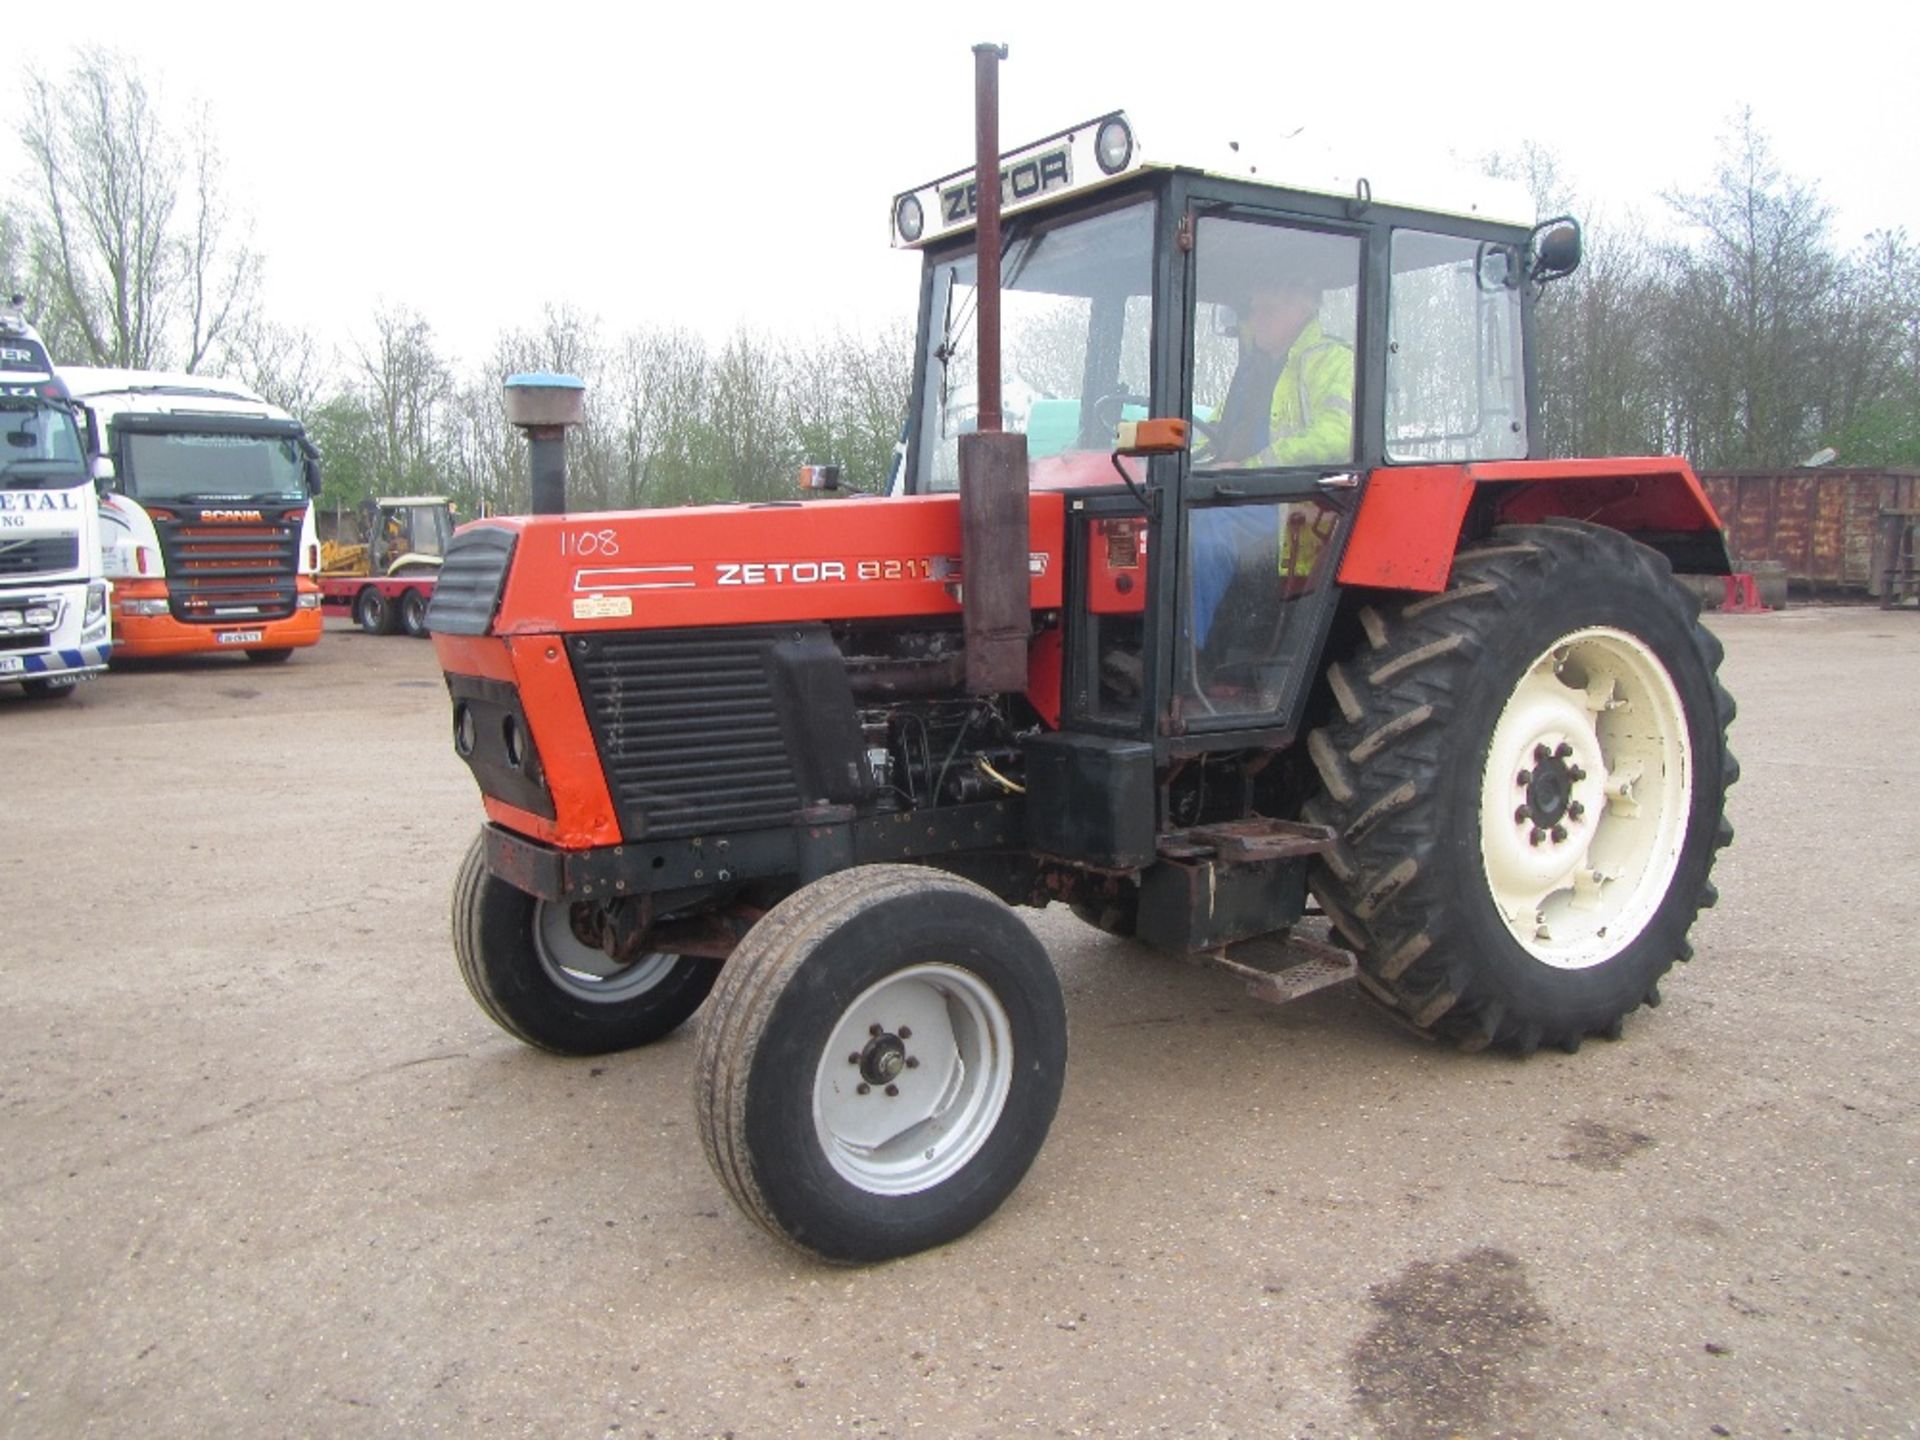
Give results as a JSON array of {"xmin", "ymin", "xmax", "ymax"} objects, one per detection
[
  {"xmin": 216, "ymin": 630, "xmax": 264, "ymax": 645},
  {"xmin": 0, "ymin": 656, "xmax": 22, "ymax": 673}
]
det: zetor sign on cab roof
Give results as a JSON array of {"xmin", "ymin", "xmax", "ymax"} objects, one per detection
[{"xmin": 890, "ymin": 112, "xmax": 1140, "ymax": 250}]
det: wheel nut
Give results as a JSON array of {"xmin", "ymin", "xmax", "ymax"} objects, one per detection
[
  {"xmin": 1517, "ymin": 769, "xmax": 1532, "ymax": 787},
  {"xmin": 885, "ymin": 1084, "xmax": 899, "ymax": 1097},
  {"xmin": 1569, "ymin": 765, "xmax": 1586, "ymax": 782},
  {"xmin": 1529, "ymin": 828, "xmax": 1546, "ymax": 847},
  {"xmin": 1555, "ymin": 742, "xmax": 1573, "ymax": 759},
  {"xmin": 856, "ymin": 1083, "xmax": 871, "ymax": 1095},
  {"xmin": 1534, "ymin": 744, "xmax": 1551, "ymax": 763},
  {"xmin": 869, "ymin": 1024, "xmax": 883, "ymax": 1037},
  {"xmin": 898, "ymin": 1026, "xmax": 912, "ymax": 1039},
  {"xmin": 906, "ymin": 1057, "xmax": 919, "ymax": 1068},
  {"xmin": 1551, "ymin": 825, "xmax": 1568, "ymax": 843},
  {"xmin": 1514, "ymin": 806, "xmax": 1530, "ymax": 824},
  {"xmin": 1568, "ymin": 802, "xmax": 1585, "ymax": 820},
  {"xmin": 848, "ymin": 1053, "xmax": 861, "ymax": 1065}
]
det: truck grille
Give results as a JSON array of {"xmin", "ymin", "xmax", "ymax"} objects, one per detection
[
  {"xmin": 572, "ymin": 627, "xmax": 808, "ymax": 840},
  {"xmin": 153, "ymin": 506, "xmax": 303, "ymax": 623},
  {"xmin": 0, "ymin": 534, "xmax": 80, "ymax": 578}
]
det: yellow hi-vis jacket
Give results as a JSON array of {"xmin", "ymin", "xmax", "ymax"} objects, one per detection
[{"xmin": 1242, "ymin": 319, "xmax": 1355, "ymax": 470}]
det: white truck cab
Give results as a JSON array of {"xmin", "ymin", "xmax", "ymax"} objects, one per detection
[{"xmin": 0, "ymin": 302, "xmax": 111, "ymax": 699}]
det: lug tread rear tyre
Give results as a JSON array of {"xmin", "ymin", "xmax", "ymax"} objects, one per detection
[
  {"xmin": 695, "ymin": 864, "xmax": 1067, "ymax": 1263},
  {"xmin": 1305, "ymin": 522, "xmax": 1737, "ymax": 1052}
]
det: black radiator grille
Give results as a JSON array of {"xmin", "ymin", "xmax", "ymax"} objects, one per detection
[
  {"xmin": 154, "ymin": 507, "xmax": 302, "ymax": 623},
  {"xmin": 0, "ymin": 533, "xmax": 80, "ymax": 577},
  {"xmin": 572, "ymin": 627, "xmax": 807, "ymax": 840}
]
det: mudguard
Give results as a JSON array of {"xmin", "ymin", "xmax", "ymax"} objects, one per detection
[{"xmin": 1338, "ymin": 458, "xmax": 1731, "ymax": 593}]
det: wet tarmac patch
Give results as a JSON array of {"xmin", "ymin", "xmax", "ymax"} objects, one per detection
[
  {"xmin": 1560, "ymin": 1117, "xmax": 1654, "ymax": 1171},
  {"xmin": 1350, "ymin": 1246, "xmax": 1548, "ymax": 1438}
]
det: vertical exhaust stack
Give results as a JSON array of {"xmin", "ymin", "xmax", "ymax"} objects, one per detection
[
  {"xmin": 503, "ymin": 372, "xmax": 587, "ymax": 515},
  {"xmin": 958, "ymin": 42, "xmax": 1031, "ymax": 695}
]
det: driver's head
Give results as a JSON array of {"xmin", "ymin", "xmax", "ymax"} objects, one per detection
[{"xmin": 1243, "ymin": 279, "xmax": 1321, "ymax": 357}]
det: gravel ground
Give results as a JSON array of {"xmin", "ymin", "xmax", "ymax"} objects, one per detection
[{"xmin": 2, "ymin": 606, "xmax": 1915, "ymax": 1439}]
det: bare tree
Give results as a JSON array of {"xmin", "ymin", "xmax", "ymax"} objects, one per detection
[{"xmin": 17, "ymin": 48, "xmax": 259, "ymax": 370}]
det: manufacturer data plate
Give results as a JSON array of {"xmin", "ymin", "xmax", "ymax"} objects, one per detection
[{"xmin": 216, "ymin": 629, "xmax": 265, "ymax": 645}]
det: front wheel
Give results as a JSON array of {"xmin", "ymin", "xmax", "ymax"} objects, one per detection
[
  {"xmin": 696, "ymin": 865, "xmax": 1067, "ymax": 1263},
  {"xmin": 1304, "ymin": 522, "xmax": 1737, "ymax": 1053},
  {"xmin": 451, "ymin": 834, "xmax": 720, "ymax": 1055},
  {"xmin": 19, "ymin": 678, "xmax": 77, "ymax": 701},
  {"xmin": 245, "ymin": 647, "xmax": 294, "ymax": 664}
]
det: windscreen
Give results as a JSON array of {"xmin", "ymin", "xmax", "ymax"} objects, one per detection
[
  {"xmin": 1386, "ymin": 229, "xmax": 1528, "ymax": 462},
  {"xmin": 914, "ymin": 197, "xmax": 1156, "ymax": 492},
  {"xmin": 122, "ymin": 431, "xmax": 307, "ymax": 502},
  {"xmin": 1, "ymin": 399, "xmax": 86, "ymax": 490}
]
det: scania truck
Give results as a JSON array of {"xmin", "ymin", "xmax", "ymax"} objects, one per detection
[
  {"xmin": 62, "ymin": 368, "xmax": 324, "ymax": 663},
  {"xmin": 1, "ymin": 302, "xmax": 111, "ymax": 699}
]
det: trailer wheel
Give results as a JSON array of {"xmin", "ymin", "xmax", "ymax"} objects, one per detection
[
  {"xmin": 1303, "ymin": 521, "xmax": 1736, "ymax": 1053},
  {"xmin": 696, "ymin": 865, "xmax": 1067, "ymax": 1263},
  {"xmin": 451, "ymin": 834, "xmax": 719, "ymax": 1055},
  {"xmin": 354, "ymin": 586, "xmax": 396, "ymax": 636},
  {"xmin": 245, "ymin": 648, "xmax": 294, "ymax": 664},
  {"xmin": 400, "ymin": 589, "xmax": 430, "ymax": 638}
]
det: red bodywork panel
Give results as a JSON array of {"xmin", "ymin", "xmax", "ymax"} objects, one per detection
[
  {"xmin": 482, "ymin": 492, "xmax": 1065, "ymax": 632},
  {"xmin": 432, "ymin": 493, "xmax": 1069, "ymax": 849},
  {"xmin": 1338, "ymin": 457, "xmax": 1726, "ymax": 593}
]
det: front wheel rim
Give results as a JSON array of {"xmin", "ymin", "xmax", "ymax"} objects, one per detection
[
  {"xmin": 1478, "ymin": 627, "xmax": 1692, "ymax": 970},
  {"xmin": 811, "ymin": 963, "xmax": 1015, "ymax": 1197},
  {"xmin": 532, "ymin": 900, "xmax": 677, "ymax": 1002}
]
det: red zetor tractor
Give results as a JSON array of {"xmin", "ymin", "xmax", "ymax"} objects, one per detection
[{"xmin": 429, "ymin": 97, "xmax": 1736, "ymax": 1263}]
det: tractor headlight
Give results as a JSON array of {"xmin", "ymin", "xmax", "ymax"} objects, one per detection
[
  {"xmin": 895, "ymin": 194, "xmax": 925, "ymax": 244},
  {"xmin": 1095, "ymin": 116, "xmax": 1134, "ymax": 175}
]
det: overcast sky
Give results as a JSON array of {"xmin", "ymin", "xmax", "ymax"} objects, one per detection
[{"xmin": 7, "ymin": 0, "xmax": 1917, "ymax": 376}]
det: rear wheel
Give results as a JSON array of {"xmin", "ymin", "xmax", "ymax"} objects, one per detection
[
  {"xmin": 451, "ymin": 834, "xmax": 719, "ymax": 1055},
  {"xmin": 400, "ymin": 589, "xmax": 430, "ymax": 638},
  {"xmin": 696, "ymin": 865, "xmax": 1067, "ymax": 1263},
  {"xmin": 354, "ymin": 586, "xmax": 395, "ymax": 636},
  {"xmin": 1304, "ymin": 521, "xmax": 1736, "ymax": 1052}
]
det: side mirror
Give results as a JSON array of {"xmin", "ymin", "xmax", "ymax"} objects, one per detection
[
  {"xmin": 1528, "ymin": 215, "xmax": 1583, "ymax": 283},
  {"xmin": 304, "ymin": 456, "xmax": 323, "ymax": 497},
  {"xmin": 90, "ymin": 454, "xmax": 116, "ymax": 493}
]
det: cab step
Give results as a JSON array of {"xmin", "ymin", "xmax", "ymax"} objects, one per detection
[{"xmin": 1202, "ymin": 929, "xmax": 1358, "ymax": 1006}]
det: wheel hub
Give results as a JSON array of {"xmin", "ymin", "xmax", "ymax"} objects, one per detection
[
  {"xmin": 1517, "ymin": 742, "xmax": 1586, "ymax": 830},
  {"xmin": 859, "ymin": 1032, "xmax": 909, "ymax": 1085}
]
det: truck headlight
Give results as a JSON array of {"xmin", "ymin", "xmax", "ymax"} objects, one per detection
[
  {"xmin": 24, "ymin": 606, "xmax": 55, "ymax": 629},
  {"xmin": 84, "ymin": 584, "xmax": 109, "ymax": 625},
  {"xmin": 120, "ymin": 598, "xmax": 169, "ymax": 617},
  {"xmin": 297, "ymin": 592, "xmax": 321, "ymax": 609}
]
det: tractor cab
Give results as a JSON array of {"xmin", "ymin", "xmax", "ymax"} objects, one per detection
[
  {"xmin": 895, "ymin": 112, "xmax": 1558, "ymax": 751},
  {"xmin": 362, "ymin": 495, "xmax": 455, "ymax": 576}
]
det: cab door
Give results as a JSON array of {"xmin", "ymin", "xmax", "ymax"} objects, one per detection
[{"xmin": 1169, "ymin": 209, "xmax": 1367, "ymax": 741}]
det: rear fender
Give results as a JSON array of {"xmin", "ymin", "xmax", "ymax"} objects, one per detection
[{"xmin": 1337, "ymin": 458, "xmax": 1731, "ymax": 593}]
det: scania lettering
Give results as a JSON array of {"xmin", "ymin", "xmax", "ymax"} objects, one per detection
[
  {"xmin": 0, "ymin": 302, "xmax": 110, "ymax": 700},
  {"xmin": 61, "ymin": 368, "xmax": 324, "ymax": 664}
]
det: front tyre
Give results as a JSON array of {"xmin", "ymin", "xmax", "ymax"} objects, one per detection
[
  {"xmin": 245, "ymin": 647, "xmax": 294, "ymax": 664},
  {"xmin": 696, "ymin": 865, "xmax": 1067, "ymax": 1263},
  {"xmin": 451, "ymin": 834, "xmax": 719, "ymax": 1055},
  {"xmin": 1305, "ymin": 522, "xmax": 1736, "ymax": 1053}
]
